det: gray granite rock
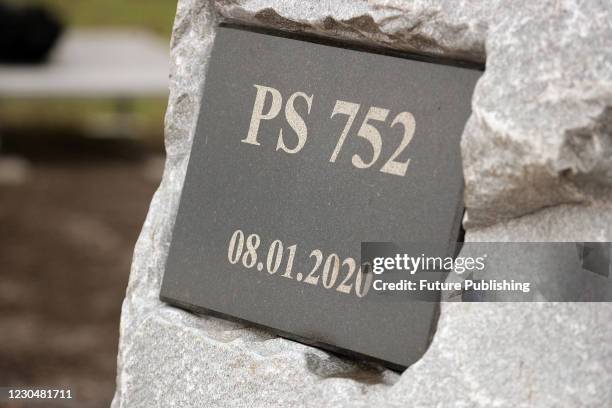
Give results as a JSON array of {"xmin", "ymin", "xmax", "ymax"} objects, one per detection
[
  {"xmin": 216, "ymin": 0, "xmax": 494, "ymax": 63},
  {"xmin": 463, "ymin": 1, "xmax": 612, "ymax": 226},
  {"xmin": 112, "ymin": 0, "xmax": 612, "ymax": 406}
]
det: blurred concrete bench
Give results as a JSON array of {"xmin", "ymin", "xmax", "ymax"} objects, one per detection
[
  {"xmin": 0, "ymin": 29, "xmax": 169, "ymax": 175},
  {"xmin": 0, "ymin": 29, "xmax": 169, "ymax": 99}
]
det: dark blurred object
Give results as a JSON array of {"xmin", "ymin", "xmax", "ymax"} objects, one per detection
[
  {"xmin": 577, "ymin": 242, "xmax": 611, "ymax": 278},
  {"xmin": 0, "ymin": 1, "xmax": 63, "ymax": 64}
]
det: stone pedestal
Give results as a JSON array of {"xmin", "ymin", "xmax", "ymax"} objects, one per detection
[{"xmin": 112, "ymin": 1, "xmax": 612, "ymax": 406}]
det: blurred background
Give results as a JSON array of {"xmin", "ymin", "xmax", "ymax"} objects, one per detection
[{"xmin": 0, "ymin": 0, "xmax": 177, "ymax": 406}]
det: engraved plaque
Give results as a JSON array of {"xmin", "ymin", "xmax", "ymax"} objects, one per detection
[{"xmin": 160, "ymin": 26, "xmax": 481, "ymax": 369}]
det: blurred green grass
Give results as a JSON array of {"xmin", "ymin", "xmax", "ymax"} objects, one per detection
[
  {"xmin": 0, "ymin": 0, "xmax": 179, "ymax": 143},
  {"xmin": 41, "ymin": 0, "xmax": 178, "ymax": 38}
]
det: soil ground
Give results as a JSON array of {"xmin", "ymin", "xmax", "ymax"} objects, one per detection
[{"xmin": 0, "ymin": 129, "xmax": 162, "ymax": 407}]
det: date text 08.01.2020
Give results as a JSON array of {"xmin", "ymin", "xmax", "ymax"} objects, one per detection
[{"xmin": 227, "ymin": 229, "xmax": 373, "ymax": 298}]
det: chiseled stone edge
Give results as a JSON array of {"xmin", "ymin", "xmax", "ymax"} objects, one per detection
[
  {"xmin": 215, "ymin": 0, "xmax": 491, "ymax": 64},
  {"xmin": 112, "ymin": 1, "xmax": 217, "ymax": 405}
]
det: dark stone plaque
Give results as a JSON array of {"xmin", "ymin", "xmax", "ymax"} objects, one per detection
[{"xmin": 160, "ymin": 26, "xmax": 481, "ymax": 369}]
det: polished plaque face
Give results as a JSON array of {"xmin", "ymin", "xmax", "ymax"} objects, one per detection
[{"xmin": 160, "ymin": 26, "xmax": 481, "ymax": 369}]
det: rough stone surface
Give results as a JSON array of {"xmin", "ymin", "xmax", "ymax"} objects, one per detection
[
  {"xmin": 462, "ymin": 1, "xmax": 612, "ymax": 225},
  {"xmin": 112, "ymin": 0, "xmax": 612, "ymax": 406},
  {"xmin": 216, "ymin": 0, "xmax": 493, "ymax": 64}
]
